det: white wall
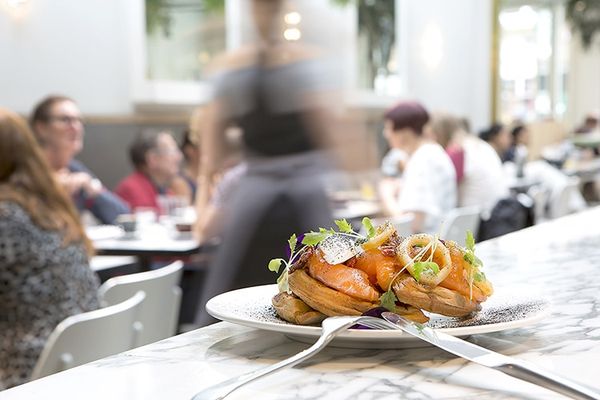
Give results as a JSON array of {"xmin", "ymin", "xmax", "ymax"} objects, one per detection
[
  {"xmin": 401, "ymin": 0, "xmax": 493, "ymax": 132},
  {"xmin": 567, "ymin": 36, "xmax": 600, "ymax": 127},
  {"xmin": 0, "ymin": 0, "xmax": 137, "ymax": 115},
  {"xmin": 0, "ymin": 0, "xmax": 494, "ymax": 126}
]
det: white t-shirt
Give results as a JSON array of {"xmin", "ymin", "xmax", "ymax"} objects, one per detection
[
  {"xmin": 397, "ymin": 143, "xmax": 457, "ymax": 233},
  {"xmin": 381, "ymin": 148, "xmax": 407, "ymax": 177},
  {"xmin": 459, "ymin": 137, "xmax": 509, "ymax": 215}
]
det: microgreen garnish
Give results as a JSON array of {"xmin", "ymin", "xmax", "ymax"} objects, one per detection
[
  {"xmin": 379, "ymin": 289, "xmax": 398, "ymax": 312},
  {"xmin": 362, "ymin": 217, "xmax": 376, "ymax": 239},
  {"xmin": 462, "ymin": 230, "xmax": 485, "ymax": 299},
  {"xmin": 268, "ymin": 258, "xmax": 284, "ymax": 273},
  {"xmin": 474, "ymin": 271, "xmax": 486, "ymax": 282},
  {"xmin": 301, "ymin": 230, "xmax": 333, "ymax": 246},
  {"xmin": 410, "ymin": 261, "xmax": 440, "ymax": 282},
  {"xmin": 269, "ymin": 233, "xmax": 308, "ymax": 293},
  {"xmin": 335, "ymin": 219, "xmax": 353, "ymax": 233},
  {"xmin": 387, "ymin": 237, "xmax": 437, "ymax": 291},
  {"xmin": 302, "ymin": 218, "xmax": 376, "ymax": 247},
  {"xmin": 268, "ymin": 218, "xmax": 379, "ymax": 293},
  {"xmin": 463, "ymin": 230, "xmax": 483, "ymax": 267},
  {"xmin": 288, "ymin": 234, "xmax": 297, "ymax": 255}
]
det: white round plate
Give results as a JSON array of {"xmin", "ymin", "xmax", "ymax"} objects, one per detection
[{"xmin": 206, "ymin": 284, "xmax": 550, "ymax": 349}]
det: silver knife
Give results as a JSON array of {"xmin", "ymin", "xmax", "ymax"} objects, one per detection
[{"xmin": 381, "ymin": 312, "xmax": 600, "ymax": 400}]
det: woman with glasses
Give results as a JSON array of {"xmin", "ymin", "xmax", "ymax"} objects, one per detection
[
  {"xmin": 0, "ymin": 108, "xmax": 99, "ymax": 389},
  {"xmin": 30, "ymin": 95, "xmax": 129, "ymax": 225}
]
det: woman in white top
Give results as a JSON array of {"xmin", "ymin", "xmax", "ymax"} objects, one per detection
[
  {"xmin": 379, "ymin": 102, "xmax": 456, "ymax": 233},
  {"xmin": 428, "ymin": 113, "xmax": 508, "ymax": 218}
]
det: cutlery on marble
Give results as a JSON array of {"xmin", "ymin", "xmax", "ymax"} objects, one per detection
[
  {"xmin": 190, "ymin": 315, "xmax": 380, "ymax": 400},
  {"xmin": 380, "ymin": 312, "xmax": 600, "ymax": 400}
]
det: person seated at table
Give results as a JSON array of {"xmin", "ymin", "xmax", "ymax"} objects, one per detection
[
  {"xmin": 574, "ymin": 112, "xmax": 599, "ymax": 135},
  {"xmin": 428, "ymin": 113, "xmax": 508, "ymax": 217},
  {"xmin": 115, "ymin": 129, "xmax": 186, "ymax": 213},
  {"xmin": 378, "ymin": 101, "xmax": 457, "ymax": 234},
  {"xmin": 479, "ymin": 123, "xmax": 512, "ymax": 162},
  {"xmin": 0, "ymin": 108, "xmax": 100, "ymax": 389},
  {"xmin": 30, "ymin": 95, "xmax": 130, "ymax": 225}
]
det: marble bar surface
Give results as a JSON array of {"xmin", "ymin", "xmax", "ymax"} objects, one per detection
[{"xmin": 3, "ymin": 208, "xmax": 600, "ymax": 399}]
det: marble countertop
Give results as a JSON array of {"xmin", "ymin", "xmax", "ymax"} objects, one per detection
[{"xmin": 4, "ymin": 209, "xmax": 600, "ymax": 399}]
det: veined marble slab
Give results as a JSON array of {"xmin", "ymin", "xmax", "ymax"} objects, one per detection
[{"xmin": 3, "ymin": 209, "xmax": 600, "ymax": 399}]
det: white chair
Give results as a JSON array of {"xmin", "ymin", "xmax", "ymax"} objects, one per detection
[
  {"xmin": 548, "ymin": 177, "xmax": 582, "ymax": 219},
  {"xmin": 98, "ymin": 260, "xmax": 184, "ymax": 346},
  {"xmin": 31, "ymin": 291, "xmax": 145, "ymax": 380},
  {"xmin": 439, "ymin": 206, "xmax": 481, "ymax": 246},
  {"xmin": 528, "ymin": 185, "xmax": 551, "ymax": 223}
]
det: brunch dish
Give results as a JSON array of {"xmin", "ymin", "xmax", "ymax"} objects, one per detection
[
  {"xmin": 206, "ymin": 218, "xmax": 548, "ymax": 348},
  {"xmin": 268, "ymin": 218, "xmax": 493, "ymax": 325}
]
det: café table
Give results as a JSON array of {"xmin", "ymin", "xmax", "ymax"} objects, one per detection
[
  {"xmin": 562, "ymin": 157, "xmax": 600, "ymax": 182},
  {"xmin": 90, "ymin": 255, "xmax": 139, "ymax": 282},
  {"xmin": 4, "ymin": 208, "xmax": 600, "ymax": 399},
  {"xmin": 87, "ymin": 223, "xmax": 205, "ymax": 271},
  {"xmin": 332, "ymin": 199, "xmax": 382, "ymax": 221},
  {"xmin": 506, "ymin": 175, "xmax": 542, "ymax": 194},
  {"xmin": 570, "ymin": 133, "xmax": 600, "ymax": 149}
]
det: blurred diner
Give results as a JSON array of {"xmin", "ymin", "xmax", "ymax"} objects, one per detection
[
  {"xmin": 428, "ymin": 113, "xmax": 508, "ymax": 217},
  {"xmin": 479, "ymin": 123, "xmax": 513, "ymax": 163},
  {"xmin": 574, "ymin": 112, "xmax": 599, "ymax": 135},
  {"xmin": 378, "ymin": 101, "xmax": 457, "ymax": 234},
  {"xmin": 115, "ymin": 129, "xmax": 187, "ymax": 215},
  {"xmin": 194, "ymin": 0, "xmax": 339, "ymax": 326},
  {"xmin": 30, "ymin": 96, "xmax": 129, "ymax": 225},
  {"xmin": 0, "ymin": 108, "xmax": 99, "ymax": 390}
]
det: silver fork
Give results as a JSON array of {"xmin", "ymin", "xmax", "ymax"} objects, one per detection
[{"xmin": 190, "ymin": 315, "xmax": 386, "ymax": 400}]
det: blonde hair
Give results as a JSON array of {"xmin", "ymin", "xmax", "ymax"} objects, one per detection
[
  {"xmin": 0, "ymin": 107, "xmax": 93, "ymax": 255},
  {"xmin": 428, "ymin": 113, "xmax": 463, "ymax": 149}
]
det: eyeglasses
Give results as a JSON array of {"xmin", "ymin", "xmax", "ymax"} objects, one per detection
[{"xmin": 47, "ymin": 115, "xmax": 84, "ymax": 125}]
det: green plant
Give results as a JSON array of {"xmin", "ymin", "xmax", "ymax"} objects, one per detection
[
  {"xmin": 146, "ymin": 0, "xmax": 225, "ymax": 37},
  {"xmin": 566, "ymin": 0, "xmax": 600, "ymax": 49},
  {"xmin": 332, "ymin": 0, "xmax": 395, "ymax": 88}
]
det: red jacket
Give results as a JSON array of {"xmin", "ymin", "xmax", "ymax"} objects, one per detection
[{"xmin": 115, "ymin": 171, "xmax": 168, "ymax": 213}]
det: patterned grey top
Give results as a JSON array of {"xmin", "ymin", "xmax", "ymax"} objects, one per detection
[{"xmin": 0, "ymin": 201, "xmax": 99, "ymax": 390}]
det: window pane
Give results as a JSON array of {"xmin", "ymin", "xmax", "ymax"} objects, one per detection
[
  {"xmin": 145, "ymin": 0, "xmax": 226, "ymax": 81},
  {"xmin": 356, "ymin": 0, "xmax": 399, "ymax": 94},
  {"xmin": 497, "ymin": 2, "xmax": 569, "ymax": 122}
]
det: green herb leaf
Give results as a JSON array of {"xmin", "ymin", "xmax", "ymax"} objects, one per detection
[
  {"xmin": 302, "ymin": 231, "xmax": 332, "ymax": 246},
  {"xmin": 411, "ymin": 261, "xmax": 440, "ymax": 281},
  {"xmin": 465, "ymin": 230, "xmax": 475, "ymax": 252},
  {"xmin": 334, "ymin": 219, "xmax": 353, "ymax": 233},
  {"xmin": 474, "ymin": 271, "xmax": 486, "ymax": 282},
  {"xmin": 288, "ymin": 234, "xmax": 298, "ymax": 255},
  {"xmin": 463, "ymin": 252, "xmax": 474, "ymax": 265},
  {"xmin": 276, "ymin": 270, "xmax": 289, "ymax": 293},
  {"xmin": 318, "ymin": 227, "xmax": 335, "ymax": 235},
  {"xmin": 463, "ymin": 230, "xmax": 483, "ymax": 268},
  {"xmin": 268, "ymin": 258, "xmax": 284, "ymax": 273},
  {"xmin": 362, "ymin": 217, "xmax": 376, "ymax": 238},
  {"xmin": 379, "ymin": 289, "xmax": 398, "ymax": 311}
]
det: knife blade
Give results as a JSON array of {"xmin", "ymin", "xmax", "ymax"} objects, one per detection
[{"xmin": 381, "ymin": 312, "xmax": 600, "ymax": 400}]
